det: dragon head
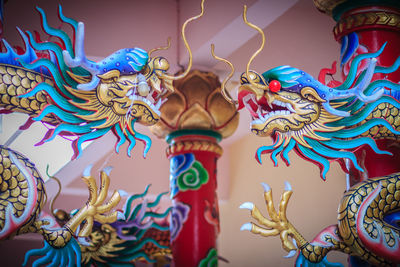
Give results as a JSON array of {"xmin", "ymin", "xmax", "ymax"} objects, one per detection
[
  {"xmin": 15, "ymin": 3, "xmax": 205, "ymax": 159},
  {"xmin": 238, "ymin": 68, "xmax": 334, "ymax": 138},
  {"xmin": 212, "ymin": 5, "xmax": 399, "ymax": 179}
]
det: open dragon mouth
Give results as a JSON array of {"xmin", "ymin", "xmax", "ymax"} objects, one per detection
[
  {"xmin": 240, "ymin": 91, "xmax": 295, "ymax": 124},
  {"xmin": 127, "ymin": 88, "xmax": 167, "ymax": 117},
  {"xmin": 238, "ymin": 89, "xmax": 319, "ymax": 136}
]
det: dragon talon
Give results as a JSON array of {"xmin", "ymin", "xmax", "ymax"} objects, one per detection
[
  {"xmin": 117, "ymin": 211, "xmax": 126, "ymax": 220},
  {"xmin": 102, "ymin": 166, "xmax": 113, "ymax": 176},
  {"xmin": 284, "ymin": 181, "xmax": 292, "ymax": 191},
  {"xmin": 82, "ymin": 164, "xmax": 93, "ymax": 177},
  {"xmin": 240, "ymin": 223, "xmax": 253, "ymax": 231},
  {"xmin": 118, "ymin": 189, "xmax": 129, "ymax": 197},
  {"xmin": 261, "ymin": 182, "xmax": 271, "ymax": 192},
  {"xmin": 284, "ymin": 250, "xmax": 297, "ymax": 258},
  {"xmin": 239, "ymin": 202, "xmax": 254, "ymax": 210}
]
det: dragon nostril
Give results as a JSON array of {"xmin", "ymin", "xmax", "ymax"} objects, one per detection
[{"xmin": 269, "ymin": 80, "xmax": 281, "ymax": 92}]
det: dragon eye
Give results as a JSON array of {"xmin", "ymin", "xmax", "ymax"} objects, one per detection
[{"xmin": 269, "ymin": 80, "xmax": 281, "ymax": 92}]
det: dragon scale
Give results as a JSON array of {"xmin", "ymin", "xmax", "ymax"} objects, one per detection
[
  {"xmin": 0, "ymin": 65, "xmax": 58, "ymax": 124},
  {"xmin": 0, "ymin": 145, "xmax": 45, "ymax": 237}
]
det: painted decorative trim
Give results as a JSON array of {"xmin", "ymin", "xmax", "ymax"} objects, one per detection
[
  {"xmin": 170, "ymin": 202, "xmax": 190, "ymax": 242},
  {"xmin": 166, "ymin": 129, "xmax": 222, "ymax": 143},
  {"xmin": 167, "ymin": 140, "xmax": 223, "ymax": 157},
  {"xmin": 334, "ymin": 11, "xmax": 400, "ymax": 40},
  {"xmin": 170, "ymin": 153, "xmax": 209, "ymax": 198}
]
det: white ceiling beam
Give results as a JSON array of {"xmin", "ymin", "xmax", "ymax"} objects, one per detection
[{"xmin": 182, "ymin": 0, "xmax": 299, "ymax": 68}]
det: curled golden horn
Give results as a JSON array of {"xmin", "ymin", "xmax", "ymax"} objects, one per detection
[
  {"xmin": 243, "ymin": 5, "xmax": 269, "ymax": 90},
  {"xmin": 148, "ymin": 37, "xmax": 172, "ymax": 57},
  {"xmin": 211, "ymin": 44, "xmax": 237, "ymax": 105},
  {"xmin": 160, "ymin": 0, "xmax": 205, "ymax": 81}
]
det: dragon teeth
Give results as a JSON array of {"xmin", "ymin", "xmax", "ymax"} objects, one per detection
[
  {"xmin": 252, "ymin": 110, "xmax": 291, "ymax": 125},
  {"xmin": 155, "ymin": 99, "xmax": 162, "ymax": 110},
  {"xmin": 272, "ymin": 100, "xmax": 295, "ymax": 113},
  {"xmin": 286, "ymin": 103, "xmax": 295, "ymax": 113}
]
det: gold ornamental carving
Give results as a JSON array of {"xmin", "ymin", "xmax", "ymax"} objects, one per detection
[
  {"xmin": 333, "ymin": 11, "xmax": 400, "ymax": 40},
  {"xmin": 166, "ymin": 140, "xmax": 223, "ymax": 157},
  {"xmin": 149, "ymin": 70, "xmax": 239, "ymax": 139},
  {"xmin": 313, "ymin": 0, "xmax": 347, "ymax": 15}
]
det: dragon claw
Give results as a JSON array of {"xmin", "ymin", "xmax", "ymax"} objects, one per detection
[
  {"xmin": 64, "ymin": 167, "xmax": 121, "ymax": 237},
  {"xmin": 82, "ymin": 164, "xmax": 93, "ymax": 177},
  {"xmin": 261, "ymin": 182, "xmax": 271, "ymax": 192},
  {"xmin": 284, "ymin": 181, "xmax": 292, "ymax": 191},
  {"xmin": 239, "ymin": 202, "xmax": 254, "ymax": 210},
  {"xmin": 240, "ymin": 223, "xmax": 253, "ymax": 231},
  {"xmin": 284, "ymin": 249, "xmax": 297, "ymax": 258},
  {"xmin": 241, "ymin": 182, "xmax": 304, "ymax": 255}
]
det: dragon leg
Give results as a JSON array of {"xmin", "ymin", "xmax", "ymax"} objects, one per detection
[
  {"xmin": 240, "ymin": 182, "xmax": 349, "ymax": 266},
  {"xmin": 22, "ymin": 165, "xmax": 122, "ymax": 266}
]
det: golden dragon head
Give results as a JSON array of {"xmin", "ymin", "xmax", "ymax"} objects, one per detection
[{"xmin": 14, "ymin": 2, "xmax": 205, "ymax": 159}]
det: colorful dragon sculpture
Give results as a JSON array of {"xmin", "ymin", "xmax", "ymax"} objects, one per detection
[
  {"xmin": 0, "ymin": 1, "xmax": 206, "ymax": 266},
  {"xmin": 212, "ymin": 5, "xmax": 400, "ymax": 267},
  {"xmin": 0, "ymin": 144, "xmax": 171, "ymax": 266},
  {"xmin": 0, "ymin": 4, "xmax": 201, "ymax": 159}
]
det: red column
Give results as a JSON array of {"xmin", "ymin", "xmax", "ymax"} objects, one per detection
[
  {"xmin": 167, "ymin": 131, "xmax": 221, "ymax": 267},
  {"xmin": 149, "ymin": 70, "xmax": 238, "ymax": 266},
  {"xmin": 332, "ymin": 2, "xmax": 400, "ymax": 181}
]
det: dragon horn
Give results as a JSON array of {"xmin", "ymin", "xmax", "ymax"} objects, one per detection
[
  {"xmin": 210, "ymin": 44, "xmax": 237, "ymax": 104},
  {"xmin": 159, "ymin": 0, "xmax": 205, "ymax": 81},
  {"xmin": 62, "ymin": 22, "xmax": 101, "ymax": 90},
  {"xmin": 148, "ymin": 37, "xmax": 172, "ymax": 57},
  {"xmin": 243, "ymin": 5, "xmax": 269, "ymax": 91}
]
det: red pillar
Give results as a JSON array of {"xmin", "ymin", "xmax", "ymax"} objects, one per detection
[
  {"xmin": 167, "ymin": 131, "xmax": 221, "ymax": 266},
  {"xmin": 329, "ymin": 1, "xmax": 400, "ymax": 182}
]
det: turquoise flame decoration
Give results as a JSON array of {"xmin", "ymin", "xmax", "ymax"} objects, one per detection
[
  {"xmin": 257, "ymin": 44, "xmax": 400, "ymax": 179},
  {"xmin": 0, "ymin": 6, "xmax": 153, "ymax": 159}
]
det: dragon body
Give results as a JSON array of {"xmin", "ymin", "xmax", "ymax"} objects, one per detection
[
  {"xmin": 238, "ymin": 47, "xmax": 400, "ymax": 179},
  {"xmin": 0, "ymin": 2, "xmax": 208, "ymax": 265}
]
